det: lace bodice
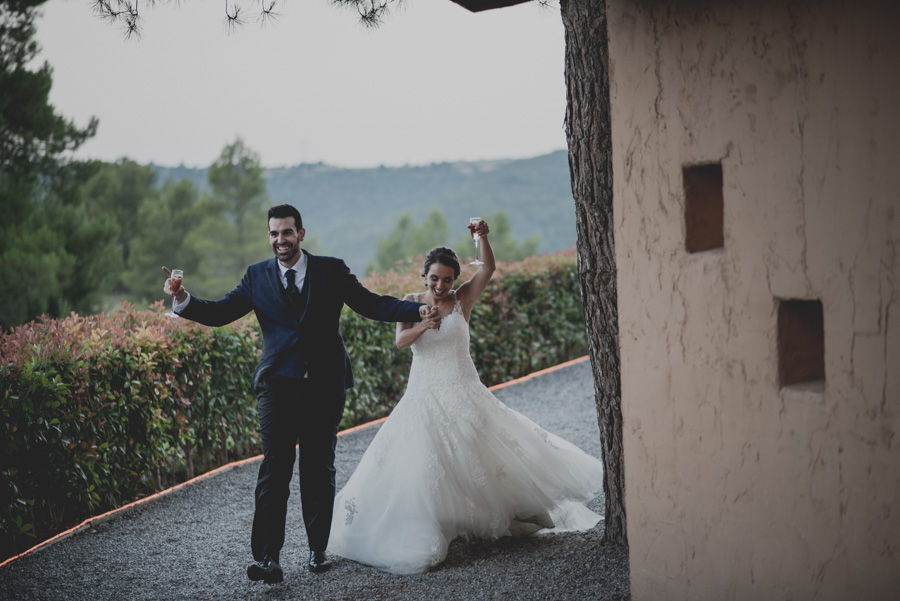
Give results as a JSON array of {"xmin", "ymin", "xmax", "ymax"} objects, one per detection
[{"xmin": 408, "ymin": 291, "xmax": 480, "ymax": 387}]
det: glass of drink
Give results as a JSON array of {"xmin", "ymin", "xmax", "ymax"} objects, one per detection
[
  {"xmin": 468, "ymin": 217, "xmax": 484, "ymax": 266},
  {"xmin": 164, "ymin": 269, "xmax": 184, "ymax": 318}
]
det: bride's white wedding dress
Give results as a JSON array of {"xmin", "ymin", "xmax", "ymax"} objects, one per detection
[{"xmin": 328, "ymin": 291, "xmax": 604, "ymax": 574}]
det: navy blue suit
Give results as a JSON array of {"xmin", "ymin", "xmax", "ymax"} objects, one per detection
[{"xmin": 179, "ymin": 251, "xmax": 423, "ymax": 560}]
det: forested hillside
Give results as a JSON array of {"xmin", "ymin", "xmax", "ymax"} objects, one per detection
[
  {"xmin": 3, "ymin": 143, "xmax": 574, "ymax": 329},
  {"xmin": 154, "ymin": 150, "xmax": 575, "ymax": 274}
]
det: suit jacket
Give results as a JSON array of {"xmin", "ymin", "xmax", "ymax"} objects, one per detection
[{"xmin": 179, "ymin": 251, "xmax": 423, "ymax": 392}]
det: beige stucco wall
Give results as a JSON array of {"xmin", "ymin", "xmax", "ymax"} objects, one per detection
[{"xmin": 607, "ymin": 1, "xmax": 899, "ymax": 599}]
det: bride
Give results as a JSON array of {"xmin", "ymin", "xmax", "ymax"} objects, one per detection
[{"xmin": 328, "ymin": 219, "xmax": 605, "ymax": 574}]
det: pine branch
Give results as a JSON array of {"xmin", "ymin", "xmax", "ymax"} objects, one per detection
[
  {"xmin": 91, "ymin": 0, "xmax": 285, "ymax": 38},
  {"xmin": 93, "ymin": 0, "xmax": 143, "ymax": 39},
  {"xmin": 331, "ymin": 0, "xmax": 405, "ymax": 28}
]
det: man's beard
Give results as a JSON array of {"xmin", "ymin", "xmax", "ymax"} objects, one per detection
[{"xmin": 274, "ymin": 244, "xmax": 299, "ymax": 262}]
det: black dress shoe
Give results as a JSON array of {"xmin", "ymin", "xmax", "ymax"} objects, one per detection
[
  {"xmin": 308, "ymin": 549, "xmax": 332, "ymax": 573},
  {"xmin": 247, "ymin": 555, "xmax": 283, "ymax": 584}
]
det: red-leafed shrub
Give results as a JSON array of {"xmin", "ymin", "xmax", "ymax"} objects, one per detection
[{"xmin": 0, "ymin": 304, "xmax": 260, "ymax": 560}]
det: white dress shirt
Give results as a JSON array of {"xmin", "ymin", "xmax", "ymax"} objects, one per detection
[{"xmin": 278, "ymin": 251, "xmax": 308, "ymax": 292}]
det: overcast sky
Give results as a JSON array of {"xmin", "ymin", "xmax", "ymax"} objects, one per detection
[{"xmin": 35, "ymin": 0, "xmax": 567, "ymax": 169}]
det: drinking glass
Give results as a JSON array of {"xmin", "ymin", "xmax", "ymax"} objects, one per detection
[
  {"xmin": 164, "ymin": 269, "xmax": 184, "ymax": 318},
  {"xmin": 468, "ymin": 217, "xmax": 484, "ymax": 266}
]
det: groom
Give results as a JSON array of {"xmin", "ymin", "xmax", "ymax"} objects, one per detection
[{"xmin": 163, "ymin": 204, "xmax": 439, "ymax": 584}]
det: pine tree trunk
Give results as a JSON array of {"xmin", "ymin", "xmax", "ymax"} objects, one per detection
[{"xmin": 560, "ymin": 0, "xmax": 627, "ymax": 546}]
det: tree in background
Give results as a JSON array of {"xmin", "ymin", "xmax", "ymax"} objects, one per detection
[
  {"xmin": 76, "ymin": 140, "xmax": 312, "ymax": 307},
  {"xmin": 182, "ymin": 138, "xmax": 271, "ymax": 298},
  {"xmin": 0, "ymin": 174, "xmax": 118, "ymax": 328},
  {"xmin": 370, "ymin": 209, "xmax": 449, "ymax": 273},
  {"xmin": 123, "ymin": 178, "xmax": 204, "ymax": 302},
  {"xmin": 0, "ymin": 0, "xmax": 118, "ymax": 330},
  {"xmin": 370, "ymin": 208, "xmax": 538, "ymax": 273},
  {"xmin": 0, "ymin": 0, "xmax": 97, "ymax": 178},
  {"xmin": 207, "ymin": 138, "xmax": 267, "ymax": 267},
  {"xmin": 409, "ymin": 210, "xmax": 449, "ymax": 261},
  {"xmin": 78, "ymin": 158, "xmax": 159, "ymax": 287},
  {"xmin": 371, "ymin": 214, "xmax": 414, "ymax": 273}
]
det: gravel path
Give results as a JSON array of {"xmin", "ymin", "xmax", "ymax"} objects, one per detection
[{"xmin": 0, "ymin": 359, "xmax": 630, "ymax": 601}]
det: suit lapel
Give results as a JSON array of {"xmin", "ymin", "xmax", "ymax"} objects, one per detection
[
  {"xmin": 266, "ymin": 258, "xmax": 293, "ymax": 314},
  {"xmin": 296, "ymin": 251, "xmax": 315, "ymax": 324}
]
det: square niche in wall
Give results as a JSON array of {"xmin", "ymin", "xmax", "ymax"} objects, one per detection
[
  {"xmin": 683, "ymin": 163, "xmax": 724, "ymax": 253},
  {"xmin": 778, "ymin": 299, "xmax": 825, "ymax": 388}
]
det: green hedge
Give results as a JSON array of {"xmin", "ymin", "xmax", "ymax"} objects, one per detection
[
  {"xmin": 0, "ymin": 250, "xmax": 585, "ymax": 560},
  {"xmin": 0, "ymin": 308, "xmax": 261, "ymax": 561}
]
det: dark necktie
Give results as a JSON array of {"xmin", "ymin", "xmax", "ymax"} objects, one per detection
[{"xmin": 285, "ymin": 269, "xmax": 302, "ymax": 305}]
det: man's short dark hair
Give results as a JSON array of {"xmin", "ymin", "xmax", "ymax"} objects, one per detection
[{"xmin": 267, "ymin": 204, "xmax": 303, "ymax": 230}]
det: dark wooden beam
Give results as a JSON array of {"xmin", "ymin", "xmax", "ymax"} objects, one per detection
[{"xmin": 448, "ymin": 0, "xmax": 532, "ymax": 12}]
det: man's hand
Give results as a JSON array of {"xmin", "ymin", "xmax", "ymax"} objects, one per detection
[
  {"xmin": 162, "ymin": 266, "xmax": 188, "ymax": 303},
  {"xmin": 419, "ymin": 304, "xmax": 442, "ymax": 329}
]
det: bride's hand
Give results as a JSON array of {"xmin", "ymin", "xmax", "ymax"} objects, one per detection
[
  {"xmin": 418, "ymin": 304, "xmax": 431, "ymax": 320},
  {"xmin": 469, "ymin": 219, "xmax": 490, "ymax": 239},
  {"xmin": 420, "ymin": 305, "xmax": 442, "ymax": 329}
]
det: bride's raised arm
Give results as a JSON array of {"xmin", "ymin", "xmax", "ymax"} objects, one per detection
[{"xmin": 457, "ymin": 220, "xmax": 495, "ymax": 319}]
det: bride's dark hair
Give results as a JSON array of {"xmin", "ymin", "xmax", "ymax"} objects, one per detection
[{"xmin": 422, "ymin": 247, "xmax": 461, "ymax": 279}]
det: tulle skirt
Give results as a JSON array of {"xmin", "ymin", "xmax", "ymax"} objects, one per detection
[{"xmin": 328, "ymin": 375, "xmax": 604, "ymax": 575}]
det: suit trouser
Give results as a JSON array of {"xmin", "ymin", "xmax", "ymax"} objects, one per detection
[{"xmin": 250, "ymin": 375, "xmax": 345, "ymax": 561}]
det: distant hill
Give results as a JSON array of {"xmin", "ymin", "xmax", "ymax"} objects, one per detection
[{"xmin": 152, "ymin": 150, "xmax": 575, "ymax": 274}]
